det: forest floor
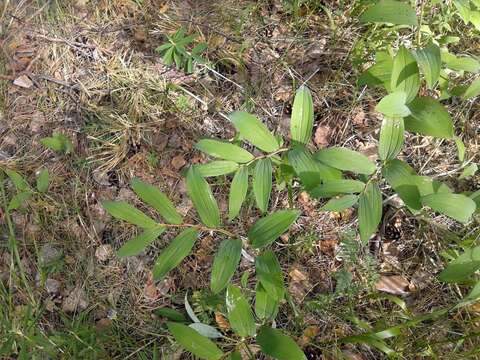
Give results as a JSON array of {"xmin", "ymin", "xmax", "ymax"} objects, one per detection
[{"xmin": 0, "ymin": 0, "xmax": 479, "ymax": 359}]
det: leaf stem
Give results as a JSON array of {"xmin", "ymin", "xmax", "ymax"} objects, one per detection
[
  {"xmin": 246, "ymin": 147, "xmax": 290, "ymax": 166},
  {"xmin": 155, "ymin": 222, "xmax": 237, "ymax": 238}
]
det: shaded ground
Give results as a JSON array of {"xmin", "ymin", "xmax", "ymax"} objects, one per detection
[{"xmin": 1, "ymin": 0, "xmax": 479, "ymax": 359}]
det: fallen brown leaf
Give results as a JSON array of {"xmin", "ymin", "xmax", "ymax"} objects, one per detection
[
  {"xmin": 171, "ymin": 154, "xmax": 186, "ymax": 170},
  {"xmin": 13, "ymin": 75, "xmax": 33, "ymax": 89},
  {"xmin": 375, "ymin": 275, "xmax": 410, "ymax": 295},
  {"xmin": 215, "ymin": 312, "xmax": 230, "ymax": 331},
  {"xmin": 314, "ymin": 125, "xmax": 331, "ymax": 148}
]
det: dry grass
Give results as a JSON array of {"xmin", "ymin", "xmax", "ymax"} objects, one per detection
[{"xmin": 0, "ymin": 0, "xmax": 479, "ymax": 358}]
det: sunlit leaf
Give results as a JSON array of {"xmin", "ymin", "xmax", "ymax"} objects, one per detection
[
  {"xmin": 226, "ymin": 285, "xmax": 256, "ymax": 338},
  {"xmin": 414, "ymin": 42, "xmax": 441, "ymax": 89},
  {"xmin": 195, "ymin": 139, "xmax": 254, "ymax": 163},
  {"xmin": 211, "ymin": 239, "xmax": 242, "ymax": 294},
  {"xmin": 405, "ymin": 97, "xmax": 454, "ymax": 138},
  {"xmin": 358, "ymin": 182, "xmax": 383, "ymax": 243},
  {"xmin": 322, "ymin": 195, "xmax": 359, "ymax": 212},
  {"xmin": 253, "ymin": 158, "xmax": 273, "ymax": 214},
  {"xmin": 102, "ymin": 201, "xmax": 158, "ymax": 228},
  {"xmin": 255, "ymin": 250, "xmax": 285, "ymax": 301},
  {"xmin": 375, "ymin": 91, "xmax": 411, "ymax": 118},
  {"xmin": 36, "ymin": 169, "xmax": 50, "ymax": 193},
  {"xmin": 257, "ymin": 326, "xmax": 307, "ymax": 360},
  {"xmin": 228, "ymin": 166, "xmax": 249, "ymax": 220},
  {"xmin": 360, "ymin": 0, "xmax": 417, "ymax": 26},
  {"xmin": 422, "ymin": 193, "xmax": 476, "ymax": 223},
  {"xmin": 439, "ymin": 246, "xmax": 480, "ymax": 283},
  {"xmin": 117, "ymin": 226, "xmax": 166, "ymax": 257},
  {"xmin": 229, "ymin": 111, "xmax": 279, "ymax": 153},
  {"xmin": 186, "ymin": 167, "xmax": 220, "ymax": 228},
  {"xmin": 290, "ymin": 86, "xmax": 314, "ymax": 145},
  {"xmin": 255, "ymin": 283, "xmax": 279, "ymax": 320},
  {"xmin": 310, "ymin": 180, "xmax": 365, "ymax": 198},
  {"xmin": 390, "ymin": 46, "xmax": 420, "ymax": 103},
  {"xmin": 315, "ymin": 147, "xmax": 376, "ymax": 175},
  {"xmin": 378, "ymin": 117, "xmax": 404, "ymax": 160},
  {"xmin": 195, "ymin": 161, "xmax": 239, "ymax": 177}
]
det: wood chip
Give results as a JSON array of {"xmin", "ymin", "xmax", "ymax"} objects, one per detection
[
  {"xmin": 13, "ymin": 75, "xmax": 33, "ymax": 89},
  {"xmin": 171, "ymin": 154, "xmax": 186, "ymax": 170}
]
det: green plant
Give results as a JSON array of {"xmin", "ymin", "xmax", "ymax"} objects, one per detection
[
  {"xmin": 155, "ymin": 27, "xmax": 207, "ymax": 73},
  {"xmin": 40, "ymin": 132, "xmax": 74, "ymax": 154}
]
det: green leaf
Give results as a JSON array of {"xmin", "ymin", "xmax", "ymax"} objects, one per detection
[
  {"xmin": 195, "ymin": 161, "xmax": 239, "ymax": 177},
  {"xmin": 422, "ymin": 193, "xmax": 476, "ymax": 223},
  {"xmin": 376, "ymin": 91, "xmax": 411, "ymax": 118},
  {"xmin": 226, "ymin": 285, "xmax": 256, "ymax": 338},
  {"xmin": 410, "ymin": 176, "xmax": 451, "ymax": 197},
  {"xmin": 155, "ymin": 307, "xmax": 187, "ymax": 322},
  {"xmin": 358, "ymin": 182, "xmax": 383, "ymax": 243},
  {"xmin": 310, "ymin": 180, "xmax": 365, "ymax": 198},
  {"xmin": 228, "ymin": 166, "xmax": 249, "ymax": 220},
  {"xmin": 195, "ymin": 139, "xmax": 254, "ymax": 163},
  {"xmin": 360, "ymin": 0, "xmax": 417, "ymax": 26},
  {"xmin": 255, "ymin": 282, "xmax": 279, "ymax": 320},
  {"xmin": 459, "ymin": 163, "xmax": 478, "ymax": 179},
  {"xmin": 382, "ymin": 160, "xmax": 422, "ymax": 211},
  {"xmin": 153, "ymin": 228, "xmax": 198, "ymax": 280},
  {"xmin": 40, "ymin": 133, "xmax": 73, "ymax": 154},
  {"xmin": 442, "ymin": 52, "xmax": 480, "ymax": 73},
  {"xmin": 257, "ymin": 326, "xmax": 307, "ymax": 360},
  {"xmin": 131, "ymin": 178, "xmax": 182, "ymax": 224},
  {"xmin": 211, "ymin": 239, "xmax": 242, "ymax": 294},
  {"xmin": 315, "ymin": 147, "xmax": 376, "ymax": 175},
  {"xmin": 455, "ymin": 137, "xmax": 466, "ymax": 162},
  {"xmin": 36, "ymin": 169, "xmax": 50, "ymax": 193},
  {"xmin": 117, "ymin": 226, "xmax": 166, "ymax": 257},
  {"xmin": 5, "ymin": 169, "xmax": 30, "ymax": 192},
  {"xmin": 167, "ymin": 322, "xmax": 223, "ymax": 360},
  {"xmin": 248, "ymin": 210, "xmax": 300, "ymax": 249},
  {"xmin": 439, "ymin": 246, "xmax": 480, "ymax": 283},
  {"xmin": 322, "ymin": 195, "xmax": 359, "ymax": 212},
  {"xmin": 186, "ymin": 167, "xmax": 220, "ymax": 228},
  {"xmin": 405, "ymin": 97, "xmax": 454, "ymax": 138},
  {"xmin": 375, "ymin": 92, "xmax": 411, "ymax": 118},
  {"xmin": 8, "ymin": 191, "xmax": 32, "ymax": 210},
  {"xmin": 390, "ymin": 46, "xmax": 420, "ymax": 103},
  {"xmin": 253, "ymin": 158, "xmax": 273, "ymax": 214},
  {"xmin": 229, "ymin": 111, "xmax": 279, "ymax": 153},
  {"xmin": 288, "ymin": 147, "xmax": 341, "ymax": 190},
  {"xmin": 462, "ymin": 77, "xmax": 480, "ymax": 99},
  {"xmin": 255, "ymin": 250, "xmax": 285, "ymax": 301},
  {"xmin": 378, "ymin": 117, "xmax": 404, "ymax": 161},
  {"xmin": 228, "ymin": 351, "xmax": 242, "ymax": 360},
  {"xmin": 290, "ymin": 86, "xmax": 314, "ymax": 145},
  {"xmin": 413, "ymin": 42, "xmax": 441, "ymax": 89},
  {"xmin": 358, "ymin": 51, "xmax": 393, "ymax": 91},
  {"xmin": 189, "ymin": 323, "xmax": 223, "ymax": 339},
  {"xmin": 102, "ymin": 201, "xmax": 158, "ymax": 228}
]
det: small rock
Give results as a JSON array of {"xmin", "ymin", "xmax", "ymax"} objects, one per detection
[
  {"xmin": 95, "ymin": 244, "xmax": 113, "ymax": 262},
  {"xmin": 13, "ymin": 75, "xmax": 33, "ymax": 89},
  {"xmin": 40, "ymin": 244, "xmax": 62, "ymax": 264},
  {"xmin": 62, "ymin": 287, "xmax": 89, "ymax": 313},
  {"xmin": 45, "ymin": 278, "xmax": 61, "ymax": 294}
]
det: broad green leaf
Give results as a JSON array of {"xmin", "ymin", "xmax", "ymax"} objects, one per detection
[
  {"xmin": 211, "ymin": 239, "xmax": 242, "ymax": 294},
  {"xmin": 414, "ymin": 42, "xmax": 441, "ymax": 89},
  {"xmin": 422, "ymin": 193, "xmax": 476, "ymax": 223},
  {"xmin": 102, "ymin": 201, "xmax": 157, "ymax": 228},
  {"xmin": 358, "ymin": 51, "xmax": 393, "ymax": 91},
  {"xmin": 229, "ymin": 111, "xmax": 279, "ymax": 153},
  {"xmin": 40, "ymin": 137, "xmax": 64, "ymax": 152},
  {"xmin": 226, "ymin": 285, "xmax": 256, "ymax": 338},
  {"xmin": 131, "ymin": 178, "xmax": 182, "ymax": 224},
  {"xmin": 315, "ymin": 147, "xmax": 376, "ymax": 175},
  {"xmin": 471, "ymin": 189, "xmax": 480, "ymax": 210},
  {"xmin": 405, "ymin": 97, "xmax": 454, "ymax": 138},
  {"xmin": 195, "ymin": 161, "xmax": 239, "ymax": 177},
  {"xmin": 439, "ymin": 246, "xmax": 480, "ymax": 283},
  {"xmin": 36, "ymin": 169, "xmax": 50, "ymax": 193},
  {"xmin": 228, "ymin": 166, "xmax": 249, "ymax": 220},
  {"xmin": 5, "ymin": 169, "xmax": 30, "ymax": 191},
  {"xmin": 155, "ymin": 308, "xmax": 187, "ymax": 322},
  {"xmin": 228, "ymin": 351, "xmax": 242, "ymax": 360},
  {"xmin": 455, "ymin": 137, "xmax": 466, "ymax": 162},
  {"xmin": 8, "ymin": 191, "xmax": 32, "ymax": 210},
  {"xmin": 167, "ymin": 322, "xmax": 223, "ymax": 360},
  {"xmin": 288, "ymin": 147, "xmax": 341, "ymax": 189},
  {"xmin": 378, "ymin": 117, "xmax": 404, "ymax": 160},
  {"xmin": 290, "ymin": 86, "xmax": 314, "ymax": 145},
  {"xmin": 322, "ymin": 195, "xmax": 359, "ymax": 212},
  {"xmin": 410, "ymin": 176, "xmax": 451, "ymax": 197},
  {"xmin": 375, "ymin": 91, "xmax": 411, "ymax": 118},
  {"xmin": 153, "ymin": 228, "xmax": 198, "ymax": 280},
  {"xmin": 310, "ymin": 180, "xmax": 365, "ymax": 198},
  {"xmin": 253, "ymin": 158, "xmax": 273, "ymax": 214},
  {"xmin": 255, "ymin": 283, "xmax": 279, "ymax": 320},
  {"xmin": 248, "ymin": 210, "xmax": 300, "ymax": 248},
  {"xmin": 442, "ymin": 52, "xmax": 480, "ymax": 73},
  {"xmin": 381, "ymin": 161, "xmax": 428, "ymax": 211},
  {"xmin": 186, "ymin": 167, "xmax": 220, "ymax": 228},
  {"xmin": 390, "ymin": 46, "xmax": 420, "ymax": 103},
  {"xmin": 195, "ymin": 139, "xmax": 254, "ymax": 163},
  {"xmin": 358, "ymin": 182, "xmax": 383, "ymax": 243},
  {"xmin": 360, "ymin": 0, "xmax": 417, "ymax": 26},
  {"xmin": 257, "ymin": 326, "xmax": 307, "ymax": 360},
  {"xmin": 255, "ymin": 250, "xmax": 285, "ymax": 301},
  {"xmin": 459, "ymin": 163, "xmax": 478, "ymax": 179},
  {"xmin": 462, "ymin": 77, "xmax": 480, "ymax": 99},
  {"xmin": 117, "ymin": 226, "xmax": 166, "ymax": 257},
  {"xmin": 189, "ymin": 323, "xmax": 223, "ymax": 339}
]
